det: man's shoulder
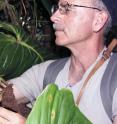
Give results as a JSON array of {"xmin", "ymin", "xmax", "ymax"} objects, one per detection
[
  {"xmin": 31, "ymin": 57, "xmax": 69, "ymax": 73},
  {"xmin": 39, "ymin": 57, "xmax": 69, "ymax": 67},
  {"xmin": 31, "ymin": 59, "xmax": 56, "ymax": 70}
]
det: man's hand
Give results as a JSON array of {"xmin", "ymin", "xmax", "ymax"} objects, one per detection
[{"xmin": 0, "ymin": 107, "xmax": 26, "ymax": 124}]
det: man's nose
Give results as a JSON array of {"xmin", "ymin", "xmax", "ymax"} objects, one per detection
[{"xmin": 50, "ymin": 10, "xmax": 61, "ymax": 23}]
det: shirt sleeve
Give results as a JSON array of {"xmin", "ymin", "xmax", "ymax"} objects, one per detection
[{"xmin": 8, "ymin": 60, "xmax": 54, "ymax": 102}]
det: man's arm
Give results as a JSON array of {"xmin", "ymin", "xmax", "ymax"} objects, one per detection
[{"xmin": 12, "ymin": 85, "xmax": 29, "ymax": 104}]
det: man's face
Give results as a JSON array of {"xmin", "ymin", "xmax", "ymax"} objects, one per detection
[{"xmin": 50, "ymin": 0, "xmax": 98, "ymax": 48}]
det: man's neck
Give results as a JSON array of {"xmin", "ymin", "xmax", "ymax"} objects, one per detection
[{"xmin": 68, "ymin": 40, "xmax": 104, "ymax": 84}]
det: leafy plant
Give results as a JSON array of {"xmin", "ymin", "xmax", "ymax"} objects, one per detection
[
  {"xmin": 0, "ymin": 0, "xmax": 49, "ymax": 39},
  {"xmin": 26, "ymin": 84, "xmax": 92, "ymax": 124},
  {"xmin": 0, "ymin": 0, "xmax": 18, "ymax": 24},
  {"xmin": 0, "ymin": 22, "xmax": 43, "ymax": 80}
]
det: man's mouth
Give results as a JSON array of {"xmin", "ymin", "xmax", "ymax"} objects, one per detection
[{"xmin": 53, "ymin": 23, "xmax": 64, "ymax": 31}]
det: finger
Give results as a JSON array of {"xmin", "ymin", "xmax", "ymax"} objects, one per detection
[
  {"xmin": 0, "ymin": 107, "xmax": 26, "ymax": 124},
  {"xmin": 0, "ymin": 116, "xmax": 9, "ymax": 124},
  {"xmin": 0, "ymin": 107, "xmax": 17, "ymax": 121}
]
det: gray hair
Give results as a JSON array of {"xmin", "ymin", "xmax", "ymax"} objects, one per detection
[{"xmin": 92, "ymin": 0, "xmax": 112, "ymax": 36}]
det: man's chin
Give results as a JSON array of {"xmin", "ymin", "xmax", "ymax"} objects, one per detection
[
  {"xmin": 55, "ymin": 35, "xmax": 68, "ymax": 46},
  {"xmin": 55, "ymin": 39, "xmax": 64, "ymax": 46},
  {"xmin": 55, "ymin": 39, "xmax": 66, "ymax": 47}
]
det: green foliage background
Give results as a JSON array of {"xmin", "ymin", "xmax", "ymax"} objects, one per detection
[{"xmin": 0, "ymin": 0, "xmax": 70, "ymax": 81}]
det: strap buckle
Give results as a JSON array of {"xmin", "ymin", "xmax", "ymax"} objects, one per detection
[{"xmin": 102, "ymin": 49, "xmax": 111, "ymax": 60}]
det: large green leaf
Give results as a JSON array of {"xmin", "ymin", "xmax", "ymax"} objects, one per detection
[
  {"xmin": 0, "ymin": 22, "xmax": 44, "ymax": 80},
  {"xmin": 26, "ymin": 84, "xmax": 92, "ymax": 124}
]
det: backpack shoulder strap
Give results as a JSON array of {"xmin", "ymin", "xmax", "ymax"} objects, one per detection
[
  {"xmin": 43, "ymin": 57, "xmax": 69, "ymax": 89},
  {"xmin": 43, "ymin": 53, "xmax": 117, "ymax": 120},
  {"xmin": 101, "ymin": 53, "xmax": 117, "ymax": 121}
]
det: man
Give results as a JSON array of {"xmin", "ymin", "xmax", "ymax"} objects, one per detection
[{"xmin": 0, "ymin": 0, "xmax": 117, "ymax": 123}]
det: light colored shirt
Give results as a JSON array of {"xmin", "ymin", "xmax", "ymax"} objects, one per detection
[{"xmin": 9, "ymin": 53, "xmax": 117, "ymax": 124}]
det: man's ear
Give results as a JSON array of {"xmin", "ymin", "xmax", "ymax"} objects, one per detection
[{"xmin": 92, "ymin": 11, "xmax": 108, "ymax": 32}]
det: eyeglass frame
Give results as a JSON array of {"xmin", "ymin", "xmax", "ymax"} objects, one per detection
[{"xmin": 51, "ymin": 1, "xmax": 102, "ymax": 15}]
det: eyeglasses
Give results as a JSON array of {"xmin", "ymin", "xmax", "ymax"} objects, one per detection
[{"xmin": 51, "ymin": 1, "xmax": 102, "ymax": 15}]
